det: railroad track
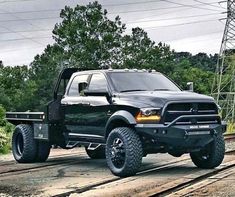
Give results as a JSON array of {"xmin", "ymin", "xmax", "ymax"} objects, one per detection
[
  {"xmin": 52, "ymin": 157, "xmax": 191, "ymax": 197},
  {"xmin": 224, "ymin": 133, "xmax": 235, "ymax": 141},
  {"xmin": 0, "ymin": 151, "xmax": 91, "ymax": 176},
  {"xmin": 167, "ymin": 165, "xmax": 235, "ymax": 197},
  {"xmin": 0, "ymin": 135, "xmax": 234, "ymax": 197},
  {"xmin": 0, "ymin": 151, "xmax": 193, "ymax": 196},
  {"xmin": 53, "ymin": 134, "xmax": 235, "ymax": 197},
  {"xmin": 141, "ymin": 150, "xmax": 235, "ymax": 197},
  {"xmin": 0, "ymin": 151, "xmax": 189, "ymax": 180},
  {"xmin": 53, "ymin": 151, "xmax": 235, "ymax": 197},
  {"xmin": 0, "ymin": 133, "xmax": 233, "ymax": 171}
]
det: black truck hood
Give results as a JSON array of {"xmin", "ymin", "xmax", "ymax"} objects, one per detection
[{"xmin": 115, "ymin": 91, "xmax": 215, "ymax": 108}]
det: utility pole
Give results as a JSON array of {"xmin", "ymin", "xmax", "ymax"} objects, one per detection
[{"xmin": 212, "ymin": 0, "xmax": 235, "ymax": 123}]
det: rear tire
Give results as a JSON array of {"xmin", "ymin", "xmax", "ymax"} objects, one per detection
[
  {"xmin": 106, "ymin": 127, "xmax": 143, "ymax": 177},
  {"xmin": 36, "ymin": 141, "xmax": 51, "ymax": 162},
  {"xmin": 190, "ymin": 133, "xmax": 225, "ymax": 169},
  {"xmin": 85, "ymin": 146, "xmax": 106, "ymax": 159},
  {"xmin": 12, "ymin": 124, "xmax": 37, "ymax": 163}
]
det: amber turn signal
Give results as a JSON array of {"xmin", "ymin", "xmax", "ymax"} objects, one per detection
[{"xmin": 136, "ymin": 112, "xmax": 161, "ymax": 123}]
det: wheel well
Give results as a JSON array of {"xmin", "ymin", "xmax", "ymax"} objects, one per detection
[{"xmin": 105, "ymin": 119, "xmax": 132, "ymax": 139}]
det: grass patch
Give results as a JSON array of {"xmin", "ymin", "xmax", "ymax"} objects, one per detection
[
  {"xmin": 226, "ymin": 121, "xmax": 235, "ymax": 134},
  {"xmin": 0, "ymin": 105, "xmax": 14, "ymax": 155},
  {"xmin": 0, "ymin": 125, "xmax": 13, "ymax": 154}
]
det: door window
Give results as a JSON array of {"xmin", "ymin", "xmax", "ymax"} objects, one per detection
[
  {"xmin": 68, "ymin": 74, "xmax": 89, "ymax": 96},
  {"xmin": 88, "ymin": 73, "xmax": 108, "ymax": 91}
]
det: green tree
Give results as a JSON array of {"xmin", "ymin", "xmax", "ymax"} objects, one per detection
[
  {"xmin": 0, "ymin": 105, "xmax": 13, "ymax": 154},
  {"xmin": 6, "ymin": 1, "xmax": 219, "ymax": 112},
  {"xmin": 53, "ymin": 1, "xmax": 125, "ymax": 69},
  {"xmin": 30, "ymin": 45, "xmax": 65, "ymax": 111},
  {"xmin": 171, "ymin": 60, "xmax": 214, "ymax": 94},
  {"xmin": 0, "ymin": 65, "xmax": 35, "ymax": 111},
  {"xmin": 121, "ymin": 28, "xmax": 174, "ymax": 73}
]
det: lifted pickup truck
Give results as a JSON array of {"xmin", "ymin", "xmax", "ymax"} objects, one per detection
[{"xmin": 6, "ymin": 68, "xmax": 226, "ymax": 177}]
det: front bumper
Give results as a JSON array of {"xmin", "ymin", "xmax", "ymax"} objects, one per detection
[{"xmin": 135, "ymin": 114, "xmax": 226, "ymax": 149}]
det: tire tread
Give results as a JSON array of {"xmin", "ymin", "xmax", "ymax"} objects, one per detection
[
  {"xmin": 106, "ymin": 127, "xmax": 143, "ymax": 177},
  {"xmin": 12, "ymin": 124, "xmax": 37, "ymax": 163},
  {"xmin": 190, "ymin": 133, "xmax": 225, "ymax": 169}
]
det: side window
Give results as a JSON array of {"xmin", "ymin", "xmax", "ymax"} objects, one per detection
[
  {"xmin": 68, "ymin": 74, "xmax": 89, "ymax": 96},
  {"xmin": 88, "ymin": 73, "xmax": 108, "ymax": 91}
]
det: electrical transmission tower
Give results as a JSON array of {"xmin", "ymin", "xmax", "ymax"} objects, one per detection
[{"xmin": 212, "ymin": 0, "xmax": 235, "ymax": 123}]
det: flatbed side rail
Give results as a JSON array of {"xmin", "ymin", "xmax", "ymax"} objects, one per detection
[{"xmin": 6, "ymin": 112, "xmax": 45, "ymax": 122}]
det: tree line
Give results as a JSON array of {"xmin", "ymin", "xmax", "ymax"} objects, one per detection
[{"xmin": 0, "ymin": 1, "xmax": 219, "ymax": 112}]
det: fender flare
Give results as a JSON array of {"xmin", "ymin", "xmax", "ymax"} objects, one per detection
[{"xmin": 105, "ymin": 110, "xmax": 137, "ymax": 138}]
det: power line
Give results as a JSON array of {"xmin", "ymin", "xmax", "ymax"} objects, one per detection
[
  {"xmin": 0, "ymin": 35, "xmax": 52, "ymax": 42},
  {"xmin": 0, "ymin": 26, "xmax": 47, "ymax": 46},
  {"xmin": 0, "ymin": 1, "xmax": 225, "ymax": 49},
  {"xmin": 0, "ymin": 9, "xmax": 60, "ymax": 15},
  {"xmin": 0, "ymin": 13, "xmax": 225, "ymax": 36},
  {"xmin": 0, "ymin": 29, "xmax": 52, "ymax": 34},
  {"xmin": 0, "ymin": 16, "xmax": 59, "ymax": 23},
  {"xmin": 0, "ymin": 12, "xmax": 223, "ymax": 24},
  {"xmin": 0, "ymin": 46, "xmax": 44, "ymax": 53},
  {"xmin": 0, "ymin": 15, "xmax": 223, "ymax": 36},
  {"xmin": 0, "ymin": 0, "xmax": 161, "ymax": 5},
  {"xmin": 0, "ymin": 18, "xmax": 222, "ymax": 43},
  {"xmin": 144, "ymin": 18, "xmax": 222, "ymax": 30},
  {"xmin": 126, "ymin": 12, "xmax": 224, "ymax": 24},
  {"xmin": 0, "ymin": 6, "xmax": 48, "ymax": 46},
  {"xmin": 163, "ymin": 31, "xmax": 223, "ymax": 42},
  {"xmin": 0, "ymin": 0, "xmax": 33, "ymax": 3},
  {"xmin": 100, "ymin": 0, "xmax": 162, "ymax": 7},
  {"xmin": 193, "ymin": 0, "xmax": 226, "ymax": 9},
  {"xmin": 160, "ymin": 0, "xmax": 223, "ymax": 12},
  {"xmin": 0, "ymin": 1, "xmax": 222, "ymax": 16},
  {"xmin": 111, "ymin": 3, "xmax": 221, "ymax": 14}
]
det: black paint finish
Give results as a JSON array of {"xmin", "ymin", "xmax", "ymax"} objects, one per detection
[{"xmin": 7, "ymin": 69, "xmax": 224, "ymax": 153}]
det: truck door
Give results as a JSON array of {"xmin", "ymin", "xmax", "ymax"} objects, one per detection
[
  {"xmin": 61, "ymin": 74, "xmax": 90, "ymax": 135},
  {"xmin": 81, "ymin": 73, "xmax": 110, "ymax": 139}
]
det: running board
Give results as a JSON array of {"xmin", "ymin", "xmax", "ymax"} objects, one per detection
[
  {"xmin": 87, "ymin": 143, "xmax": 101, "ymax": 151},
  {"xmin": 66, "ymin": 141, "xmax": 79, "ymax": 148}
]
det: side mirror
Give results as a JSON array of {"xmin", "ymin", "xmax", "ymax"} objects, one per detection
[
  {"xmin": 83, "ymin": 89, "xmax": 110, "ymax": 97},
  {"xmin": 187, "ymin": 82, "xmax": 194, "ymax": 92},
  {"xmin": 78, "ymin": 82, "xmax": 88, "ymax": 94}
]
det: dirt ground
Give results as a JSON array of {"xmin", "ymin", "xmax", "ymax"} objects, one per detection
[
  {"xmin": 0, "ymin": 148, "xmax": 182, "ymax": 196},
  {"xmin": 186, "ymin": 170, "xmax": 235, "ymax": 197},
  {"xmin": 0, "ymin": 146, "xmax": 235, "ymax": 197}
]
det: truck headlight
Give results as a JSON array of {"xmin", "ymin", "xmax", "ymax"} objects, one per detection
[{"xmin": 136, "ymin": 108, "xmax": 161, "ymax": 123}]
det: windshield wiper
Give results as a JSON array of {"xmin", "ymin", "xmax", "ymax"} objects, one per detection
[
  {"xmin": 154, "ymin": 88, "xmax": 170, "ymax": 91},
  {"xmin": 120, "ymin": 89, "xmax": 147, "ymax": 93}
]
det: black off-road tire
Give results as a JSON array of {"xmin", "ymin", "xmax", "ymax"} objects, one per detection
[
  {"xmin": 85, "ymin": 146, "xmax": 106, "ymax": 159},
  {"xmin": 12, "ymin": 124, "xmax": 37, "ymax": 163},
  {"xmin": 106, "ymin": 127, "xmax": 143, "ymax": 177},
  {"xmin": 36, "ymin": 141, "xmax": 51, "ymax": 162},
  {"xmin": 190, "ymin": 133, "xmax": 225, "ymax": 169}
]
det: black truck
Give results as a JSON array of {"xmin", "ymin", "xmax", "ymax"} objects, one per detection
[{"xmin": 6, "ymin": 68, "xmax": 226, "ymax": 177}]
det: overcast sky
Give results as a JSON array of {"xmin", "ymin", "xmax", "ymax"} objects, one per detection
[{"xmin": 0, "ymin": 0, "xmax": 227, "ymax": 66}]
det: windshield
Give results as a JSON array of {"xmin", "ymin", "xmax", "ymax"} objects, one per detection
[{"xmin": 108, "ymin": 72, "xmax": 181, "ymax": 92}]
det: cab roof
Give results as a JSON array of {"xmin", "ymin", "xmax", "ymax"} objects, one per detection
[{"xmin": 72, "ymin": 68, "xmax": 160, "ymax": 76}]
